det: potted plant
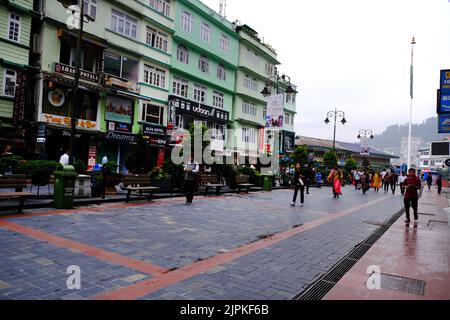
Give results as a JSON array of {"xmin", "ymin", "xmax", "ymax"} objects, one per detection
[
  {"xmin": 102, "ymin": 161, "xmax": 121, "ymax": 194},
  {"xmin": 150, "ymin": 168, "xmax": 171, "ymax": 192}
]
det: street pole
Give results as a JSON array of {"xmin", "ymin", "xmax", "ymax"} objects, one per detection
[
  {"xmin": 70, "ymin": 0, "xmax": 84, "ymax": 161},
  {"xmin": 407, "ymin": 37, "xmax": 416, "ymax": 170},
  {"xmin": 332, "ymin": 108, "xmax": 337, "ymax": 150}
]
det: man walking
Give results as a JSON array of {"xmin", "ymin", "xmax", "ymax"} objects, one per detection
[
  {"xmin": 437, "ymin": 175, "xmax": 443, "ymax": 195},
  {"xmin": 390, "ymin": 170, "xmax": 398, "ymax": 195},
  {"xmin": 403, "ymin": 168, "xmax": 422, "ymax": 226},
  {"xmin": 184, "ymin": 155, "xmax": 199, "ymax": 205},
  {"xmin": 398, "ymin": 172, "xmax": 407, "ymax": 195},
  {"xmin": 304, "ymin": 164, "xmax": 314, "ymax": 194},
  {"xmin": 426, "ymin": 174, "xmax": 433, "ymax": 191},
  {"xmin": 291, "ymin": 163, "xmax": 306, "ymax": 207}
]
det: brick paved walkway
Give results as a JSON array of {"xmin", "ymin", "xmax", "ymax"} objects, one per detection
[{"xmin": 0, "ymin": 187, "xmax": 404, "ymax": 300}]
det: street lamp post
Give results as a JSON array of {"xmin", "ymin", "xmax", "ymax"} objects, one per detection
[
  {"xmin": 357, "ymin": 129, "xmax": 374, "ymax": 168},
  {"xmin": 324, "ymin": 109, "xmax": 347, "ymax": 150},
  {"xmin": 57, "ymin": 0, "xmax": 95, "ymax": 161}
]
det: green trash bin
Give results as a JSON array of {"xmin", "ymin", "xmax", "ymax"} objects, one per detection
[
  {"xmin": 53, "ymin": 165, "xmax": 77, "ymax": 209},
  {"xmin": 263, "ymin": 175, "xmax": 273, "ymax": 191}
]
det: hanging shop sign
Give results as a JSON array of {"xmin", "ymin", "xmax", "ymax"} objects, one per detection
[
  {"xmin": 104, "ymin": 131, "xmax": 137, "ymax": 143},
  {"xmin": 156, "ymin": 148, "xmax": 165, "ymax": 168},
  {"xmin": 168, "ymin": 95, "xmax": 229, "ymax": 123},
  {"xmin": 87, "ymin": 145, "xmax": 97, "ymax": 171},
  {"xmin": 105, "ymin": 95, "xmax": 133, "ymax": 125},
  {"xmin": 12, "ymin": 71, "xmax": 28, "ymax": 126},
  {"xmin": 40, "ymin": 114, "xmax": 97, "ymax": 130},
  {"xmin": 438, "ymin": 115, "xmax": 450, "ymax": 134},
  {"xmin": 143, "ymin": 123, "xmax": 167, "ymax": 147},
  {"xmin": 54, "ymin": 62, "xmax": 99, "ymax": 83}
]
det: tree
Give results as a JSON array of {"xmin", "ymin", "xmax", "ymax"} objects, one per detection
[
  {"xmin": 323, "ymin": 150, "xmax": 337, "ymax": 169},
  {"xmin": 291, "ymin": 146, "xmax": 309, "ymax": 165},
  {"xmin": 125, "ymin": 134, "xmax": 153, "ymax": 174},
  {"xmin": 344, "ymin": 158, "xmax": 357, "ymax": 174}
]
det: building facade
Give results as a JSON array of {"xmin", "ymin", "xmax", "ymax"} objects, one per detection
[
  {"xmin": 169, "ymin": 0, "xmax": 239, "ymax": 157},
  {"xmin": 0, "ymin": 0, "xmax": 34, "ymax": 155},
  {"xmin": 32, "ymin": 0, "xmax": 174, "ymax": 171}
]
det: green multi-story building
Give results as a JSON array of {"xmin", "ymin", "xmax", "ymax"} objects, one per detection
[
  {"xmin": 32, "ymin": 0, "xmax": 174, "ymax": 171},
  {"xmin": 0, "ymin": 0, "xmax": 34, "ymax": 153},
  {"xmin": 169, "ymin": 0, "xmax": 239, "ymax": 157}
]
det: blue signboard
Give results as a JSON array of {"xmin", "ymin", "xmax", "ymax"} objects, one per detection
[
  {"xmin": 438, "ymin": 114, "xmax": 450, "ymax": 133},
  {"xmin": 441, "ymin": 70, "xmax": 450, "ymax": 92}
]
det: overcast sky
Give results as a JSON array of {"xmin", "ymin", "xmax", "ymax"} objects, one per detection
[{"xmin": 201, "ymin": 0, "xmax": 450, "ymax": 143}]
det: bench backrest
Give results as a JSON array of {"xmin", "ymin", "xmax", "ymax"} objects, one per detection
[
  {"xmin": 123, "ymin": 174, "xmax": 151, "ymax": 187},
  {"xmin": 0, "ymin": 176, "xmax": 28, "ymax": 189},
  {"xmin": 235, "ymin": 175, "xmax": 250, "ymax": 184},
  {"xmin": 199, "ymin": 174, "xmax": 219, "ymax": 185}
]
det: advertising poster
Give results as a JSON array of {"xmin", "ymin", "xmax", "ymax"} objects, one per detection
[
  {"xmin": 266, "ymin": 94, "xmax": 284, "ymax": 129},
  {"xmin": 105, "ymin": 96, "xmax": 133, "ymax": 124},
  {"xmin": 87, "ymin": 146, "xmax": 97, "ymax": 171},
  {"xmin": 438, "ymin": 115, "xmax": 450, "ymax": 133}
]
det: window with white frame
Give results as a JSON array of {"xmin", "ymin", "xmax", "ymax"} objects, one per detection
[
  {"xmin": 82, "ymin": 0, "xmax": 97, "ymax": 20},
  {"xmin": 143, "ymin": 103, "xmax": 164, "ymax": 125},
  {"xmin": 181, "ymin": 11, "xmax": 194, "ymax": 33},
  {"xmin": 176, "ymin": 114, "xmax": 184, "ymax": 129},
  {"xmin": 242, "ymin": 100, "xmax": 257, "ymax": 117},
  {"xmin": 3, "ymin": 69, "xmax": 16, "ymax": 97},
  {"xmin": 217, "ymin": 64, "xmax": 226, "ymax": 81},
  {"xmin": 143, "ymin": 64, "xmax": 166, "ymax": 89},
  {"xmin": 243, "ymin": 75, "xmax": 258, "ymax": 91},
  {"xmin": 220, "ymin": 34, "xmax": 230, "ymax": 53},
  {"xmin": 146, "ymin": 26, "xmax": 168, "ymax": 52},
  {"xmin": 176, "ymin": 44, "xmax": 189, "ymax": 64},
  {"xmin": 104, "ymin": 51, "xmax": 139, "ymax": 81},
  {"xmin": 111, "ymin": 9, "xmax": 137, "ymax": 39},
  {"xmin": 194, "ymin": 119, "xmax": 208, "ymax": 128},
  {"xmin": 241, "ymin": 127, "xmax": 256, "ymax": 144},
  {"xmin": 212, "ymin": 124, "xmax": 225, "ymax": 140},
  {"xmin": 213, "ymin": 91, "xmax": 224, "ymax": 109},
  {"xmin": 265, "ymin": 63, "xmax": 274, "ymax": 76},
  {"xmin": 286, "ymin": 92, "xmax": 296, "ymax": 104},
  {"xmin": 149, "ymin": 0, "xmax": 171, "ymax": 17},
  {"xmin": 201, "ymin": 22, "xmax": 211, "ymax": 42},
  {"xmin": 198, "ymin": 56, "xmax": 209, "ymax": 73},
  {"xmin": 246, "ymin": 48, "xmax": 259, "ymax": 66},
  {"xmin": 172, "ymin": 77, "xmax": 189, "ymax": 98},
  {"xmin": 285, "ymin": 113, "xmax": 290, "ymax": 126},
  {"xmin": 263, "ymin": 108, "xmax": 267, "ymax": 120},
  {"xmin": 8, "ymin": 13, "xmax": 21, "ymax": 42},
  {"xmin": 193, "ymin": 84, "xmax": 207, "ymax": 103}
]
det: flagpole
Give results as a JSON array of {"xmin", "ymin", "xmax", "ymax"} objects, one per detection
[{"xmin": 407, "ymin": 36, "xmax": 416, "ymax": 170}]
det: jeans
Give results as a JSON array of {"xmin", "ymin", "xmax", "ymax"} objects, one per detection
[
  {"xmin": 292, "ymin": 185, "xmax": 305, "ymax": 204},
  {"xmin": 384, "ymin": 182, "xmax": 389, "ymax": 192},
  {"xmin": 185, "ymin": 180, "xmax": 196, "ymax": 203},
  {"xmin": 390, "ymin": 183, "xmax": 396, "ymax": 194},
  {"xmin": 404, "ymin": 198, "xmax": 418, "ymax": 220}
]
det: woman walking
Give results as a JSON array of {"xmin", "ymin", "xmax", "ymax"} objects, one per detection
[
  {"xmin": 291, "ymin": 163, "xmax": 306, "ymax": 207},
  {"xmin": 403, "ymin": 168, "xmax": 422, "ymax": 226},
  {"xmin": 328, "ymin": 165, "xmax": 343, "ymax": 199},
  {"xmin": 373, "ymin": 170, "xmax": 382, "ymax": 192}
]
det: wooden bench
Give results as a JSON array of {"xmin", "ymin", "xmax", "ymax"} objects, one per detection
[
  {"xmin": 235, "ymin": 175, "xmax": 255, "ymax": 193},
  {"xmin": 0, "ymin": 175, "xmax": 33, "ymax": 213},
  {"xmin": 121, "ymin": 174, "xmax": 160, "ymax": 203},
  {"xmin": 199, "ymin": 174, "xmax": 225, "ymax": 196}
]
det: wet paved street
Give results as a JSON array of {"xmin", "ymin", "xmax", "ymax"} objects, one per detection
[{"xmin": 0, "ymin": 187, "xmax": 404, "ymax": 300}]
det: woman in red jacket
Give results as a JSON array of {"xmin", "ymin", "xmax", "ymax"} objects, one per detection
[{"xmin": 403, "ymin": 168, "xmax": 422, "ymax": 225}]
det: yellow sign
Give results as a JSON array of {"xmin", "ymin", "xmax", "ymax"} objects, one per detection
[{"xmin": 42, "ymin": 114, "xmax": 97, "ymax": 130}]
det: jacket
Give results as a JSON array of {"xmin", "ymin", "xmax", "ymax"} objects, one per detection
[
  {"xmin": 404, "ymin": 174, "xmax": 421, "ymax": 199},
  {"xmin": 293, "ymin": 170, "xmax": 305, "ymax": 186}
]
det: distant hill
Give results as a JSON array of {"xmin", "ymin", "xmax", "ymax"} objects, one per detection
[{"xmin": 371, "ymin": 117, "xmax": 447, "ymax": 152}]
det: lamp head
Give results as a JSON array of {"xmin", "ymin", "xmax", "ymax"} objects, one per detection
[
  {"xmin": 341, "ymin": 118, "xmax": 347, "ymax": 125},
  {"xmin": 57, "ymin": 0, "xmax": 78, "ymax": 8},
  {"xmin": 261, "ymin": 86, "xmax": 271, "ymax": 97},
  {"xmin": 324, "ymin": 118, "xmax": 330, "ymax": 125},
  {"xmin": 285, "ymin": 85, "xmax": 296, "ymax": 94},
  {"xmin": 357, "ymin": 134, "xmax": 361, "ymax": 139}
]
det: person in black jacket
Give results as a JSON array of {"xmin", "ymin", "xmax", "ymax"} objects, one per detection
[
  {"xmin": 291, "ymin": 163, "xmax": 306, "ymax": 207},
  {"xmin": 303, "ymin": 164, "xmax": 314, "ymax": 194}
]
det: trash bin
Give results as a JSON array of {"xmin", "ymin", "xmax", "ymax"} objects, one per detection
[
  {"xmin": 53, "ymin": 165, "xmax": 77, "ymax": 209},
  {"xmin": 263, "ymin": 175, "xmax": 273, "ymax": 191}
]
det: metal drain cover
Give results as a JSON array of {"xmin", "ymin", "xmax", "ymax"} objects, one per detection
[
  {"xmin": 379, "ymin": 274, "xmax": 426, "ymax": 296},
  {"xmin": 362, "ymin": 221, "xmax": 390, "ymax": 227}
]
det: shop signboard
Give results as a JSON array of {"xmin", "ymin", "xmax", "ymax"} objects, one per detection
[
  {"xmin": 105, "ymin": 96, "xmax": 133, "ymax": 124},
  {"xmin": 168, "ymin": 95, "xmax": 229, "ymax": 123},
  {"xmin": 87, "ymin": 146, "xmax": 97, "ymax": 171},
  {"xmin": 266, "ymin": 94, "xmax": 284, "ymax": 130}
]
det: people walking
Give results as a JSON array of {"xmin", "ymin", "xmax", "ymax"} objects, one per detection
[
  {"xmin": 390, "ymin": 171, "xmax": 399, "ymax": 195},
  {"xmin": 184, "ymin": 156, "xmax": 199, "ymax": 205},
  {"xmin": 437, "ymin": 175, "xmax": 443, "ymax": 195},
  {"xmin": 59, "ymin": 148, "xmax": 71, "ymax": 166},
  {"xmin": 353, "ymin": 169, "xmax": 361, "ymax": 190},
  {"xmin": 360, "ymin": 170, "xmax": 370, "ymax": 194},
  {"xmin": 426, "ymin": 174, "xmax": 433, "ymax": 191},
  {"xmin": 403, "ymin": 168, "xmax": 422, "ymax": 226},
  {"xmin": 373, "ymin": 170, "xmax": 382, "ymax": 192},
  {"xmin": 383, "ymin": 172, "xmax": 390, "ymax": 192},
  {"xmin": 315, "ymin": 171, "xmax": 323, "ymax": 188},
  {"xmin": 291, "ymin": 163, "xmax": 306, "ymax": 207},
  {"xmin": 304, "ymin": 164, "xmax": 314, "ymax": 195},
  {"xmin": 398, "ymin": 172, "xmax": 407, "ymax": 195},
  {"xmin": 328, "ymin": 165, "xmax": 343, "ymax": 199},
  {"xmin": 381, "ymin": 169, "xmax": 387, "ymax": 190}
]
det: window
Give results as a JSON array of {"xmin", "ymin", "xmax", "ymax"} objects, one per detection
[
  {"xmin": 246, "ymin": 49, "xmax": 259, "ymax": 66},
  {"xmin": 263, "ymin": 109, "xmax": 267, "ymax": 120},
  {"xmin": 220, "ymin": 34, "xmax": 230, "ymax": 53},
  {"xmin": 212, "ymin": 124, "xmax": 225, "ymax": 140},
  {"xmin": 194, "ymin": 120, "xmax": 208, "ymax": 128},
  {"xmin": 213, "ymin": 91, "xmax": 224, "ymax": 109},
  {"xmin": 104, "ymin": 51, "xmax": 138, "ymax": 81},
  {"xmin": 193, "ymin": 84, "xmax": 207, "ymax": 103},
  {"xmin": 172, "ymin": 77, "xmax": 189, "ymax": 98},
  {"xmin": 111, "ymin": 9, "xmax": 137, "ymax": 39},
  {"xmin": 241, "ymin": 127, "xmax": 256, "ymax": 144},
  {"xmin": 286, "ymin": 92, "xmax": 296, "ymax": 104},
  {"xmin": 217, "ymin": 64, "xmax": 226, "ymax": 81},
  {"xmin": 176, "ymin": 45, "xmax": 189, "ymax": 64},
  {"xmin": 181, "ymin": 11, "xmax": 194, "ymax": 33},
  {"xmin": 146, "ymin": 26, "xmax": 168, "ymax": 52},
  {"xmin": 242, "ymin": 100, "xmax": 257, "ymax": 117},
  {"xmin": 149, "ymin": 0, "xmax": 171, "ymax": 17},
  {"xmin": 176, "ymin": 114, "xmax": 184, "ymax": 129},
  {"xmin": 244, "ymin": 75, "xmax": 258, "ymax": 91},
  {"xmin": 143, "ymin": 103, "xmax": 164, "ymax": 125},
  {"xmin": 285, "ymin": 113, "xmax": 290, "ymax": 126},
  {"xmin": 201, "ymin": 22, "xmax": 211, "ymax": 42},
  {"xmin": 198, "ymin": 56, "xmax": 209, "ymax": 73},
  {"xmin": 82, "ymin": 0, "xmax": 97, "ymax": 20},
  {"xmin": 265, "ymin": 63, "xmax": 274, "ymax": 76},
  {"xmin": 143, "ymin": 64, "xmax": 166, "ymax": 89},
  {"xmin": 3, "ymin": 69, "xmax": 16, "ymax": 97},
  {"xmin": 8, "ymin": 13, "xmax": 21, "ymax": 42}
]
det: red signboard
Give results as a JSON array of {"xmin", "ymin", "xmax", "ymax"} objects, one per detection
[
  {"xmin": 87, "ymin": 146, "xmax": 97, "ymax": 171},
  {"xmin": 156, "ymin": 149, "xmax": 165, "ymax": 168}
]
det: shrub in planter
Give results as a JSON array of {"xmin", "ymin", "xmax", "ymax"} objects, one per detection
[
  {"xmin": 222, "ymin": 164, "xmax": 237, "ymax": 189},
  {"xmin": 0, "ymin": 155, "xmax": 24, "ymax": 173},
  {"xmin": 73, "ymin": 160, "xmax": 87, "ymax": 175}
]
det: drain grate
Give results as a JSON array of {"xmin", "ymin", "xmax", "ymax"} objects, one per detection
[
  {"xmin": 294, "ymin": 280, "xmax": 335, "ymax": 300},
  {"xmin": 418, "ymin": 212, "xmax": 436, "ymax": 216},
  {"xmin": 363, "ymin": 221, "xmax": 390, "ymax": 227},
  {"xmin": 322, "ymin": 258, "xmax": 358, "ymax": 283},
  {"xmin": 364, "ymin": 233, "xmax": 382, "ymax": 245},
  {"xmin": 347, "ymin": 243, "xmax": 371, "ymax": 260},
  {"xmin": 380, "ymin": 274, "xmax": 426, "ymax": 296}
]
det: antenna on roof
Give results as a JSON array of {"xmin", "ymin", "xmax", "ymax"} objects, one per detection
[{"xmin": 219, "ymin": 0, "xmax": 227, "ymax": 18}]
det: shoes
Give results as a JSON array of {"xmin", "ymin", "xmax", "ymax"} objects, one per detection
[
  {"xmin": 405, "ymin": 219, "xmax": 411, "ymax": 223},
  {"xmin": 300, "ymin": 203, "xmax": 304, "ymax": 207},
  {"xmin": 414, "ymin": 222, "xmax": 418, "ymax": 228},
  {"xmin": 290, "ymin": 203, "xmax": 295, "ymax": 207}
]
